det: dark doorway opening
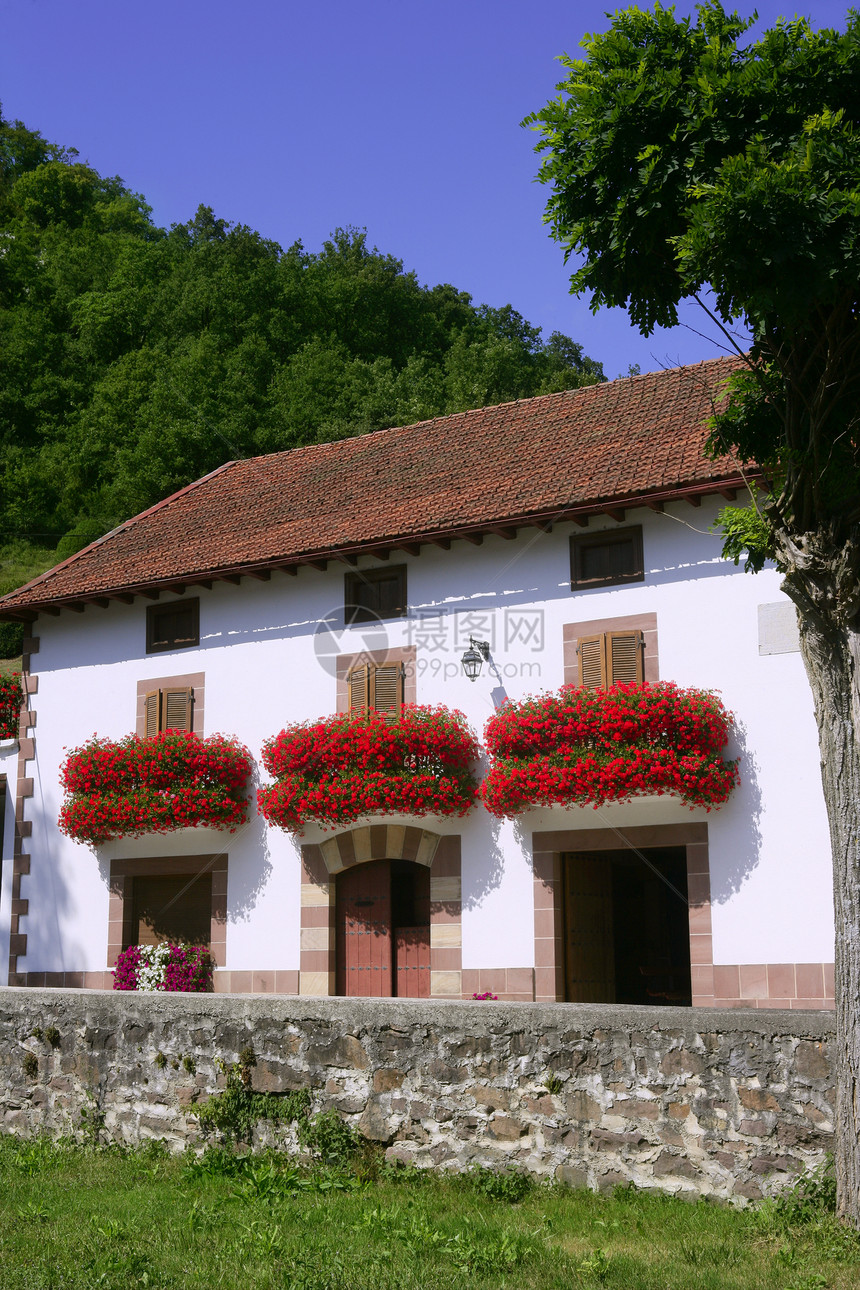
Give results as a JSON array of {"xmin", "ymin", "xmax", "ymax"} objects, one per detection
[
  {"xmin": 562, "ymin": 848, "xmax": 691, "ymax": 1006},
  {"xmin": 336, "ymin": 859, "xmax": 430, "ymax": 998},
  {"xmin": 129, "ymin": 874, "xmax": 212, "ymax": 949}
]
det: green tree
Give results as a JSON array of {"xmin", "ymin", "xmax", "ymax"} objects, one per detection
[
  {"xmin": 526, "ymin": 1, "xmax": 860, "ymax": 1222},
  {"xmin": 0, "ymin": 107, "xmax": 605, "ymax": 617}
]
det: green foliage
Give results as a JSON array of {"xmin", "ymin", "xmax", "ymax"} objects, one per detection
[
  {"xmin": 526, "ymin": 5, "xmax": 860, "ymax": 333},
  {"xmin": 467, "ymin": 1163, "xmax": 533, "ymax": 1203},
  {"xmin": 0, "ymin": 1138, "xmax": 859, "ymax": 1289},
  {"xmin": 21, "ymin": 1052, "xmax": 37, "ymax": 1079},
  {"xmin": 0, "ymin": 108, "xmax": 603, "ymax": 597},
  {"xmin": 526, "ymin": 3, "xmax": 860, "ymax": 545},
  {"xmin": 578, "ymin": 1246, "xmax": 611, "ymax": 1283},
  {"xmin": 774, "ymin": 1158, "xmax": 838, "ymax": 1223},
  {"xmin": 297, "ymin": 1108, "xmax": 359, "ymax": 1168},
  {"xmin": 193, "ymin": 1055, "xmax": 311, "ymax": 1143},
  {"xmin": 0, "ymin": 541, "xmax": 56, "ymax": 657},
  {"xmin": 182, "ymin": 1143, "xmax": 247, "ymax": 1179},
  {"xmin": 712, "ymin": 504, "xmax": 776, "ymax": 574}
]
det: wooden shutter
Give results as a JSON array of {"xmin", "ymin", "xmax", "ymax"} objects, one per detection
[
  {"xmin": 370, "ymin": 664, "xmax": 402, "ymax": 714},
  {"xmin": 578, "ymin": 635, "xmax": 607, "ymax": 690},
  {"xmin": 348, "ymin": 665, "xmax": 369, "ymax": 713},
  {"xmin": 163, "ymin": 687, "xmax": 193, "ymax": 732},
  {"xmin": 144, "ymin": 690, "xmax": 161, "ymax": 737},
  {"xmin": 607, "ymin": 631, "xmax": 644, "ymax": 684}
]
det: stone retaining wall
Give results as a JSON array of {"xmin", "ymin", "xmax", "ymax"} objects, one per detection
[{"xmin": 0, "ymin": 988, "xmax": 835, "ymax": 1202}]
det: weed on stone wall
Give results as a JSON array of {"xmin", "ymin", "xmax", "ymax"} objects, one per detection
[
  {"xmin": 193, "ymin": 1045, "xmax": 311, "ymax": 1143},
  {"xmin": 468, "ymin": 1163, "xmax": 533, "ymax": 1204}
]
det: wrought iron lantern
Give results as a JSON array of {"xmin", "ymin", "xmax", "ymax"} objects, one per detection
[{"xmin": 461, "ymin": 637, "xmax": 490, "ymax": 682}]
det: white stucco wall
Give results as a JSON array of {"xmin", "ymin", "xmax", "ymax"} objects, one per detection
[{"xmin": 14, "ymin": 493, "xmax": 833, "ymax": 978}]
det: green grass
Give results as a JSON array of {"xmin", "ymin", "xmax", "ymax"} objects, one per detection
[{"xmin": 0, "ymin": 1136, "xmax": 857, "ymax": 1290}]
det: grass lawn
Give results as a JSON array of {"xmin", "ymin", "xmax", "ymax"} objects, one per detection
[{"xmin": 0, "ymin": 1135, "xmax": 857, "ymax": 1290}]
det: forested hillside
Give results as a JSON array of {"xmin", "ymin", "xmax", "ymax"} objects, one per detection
[{"xmin": 0, "ymin": 109, "xmax": 603, "ymax": 653}]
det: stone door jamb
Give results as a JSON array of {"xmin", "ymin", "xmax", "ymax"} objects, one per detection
[{"xmin": 299, "ymin": 824, "xmax": 462, "ymax": 998}]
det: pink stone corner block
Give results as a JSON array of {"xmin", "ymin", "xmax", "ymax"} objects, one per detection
[
  {"xmin": 767, "ymin": 963, "xmax": 797, "ymax": 999},
  {"xmin": 713, "ymin": 965, "xmax": 740, "ymax": 999},
  {"xmin": 795, "ymin": 963, "xmax": 825, "ymax": 999},
  {"xmin": 738, "ymin": 964, "xmax": 768, "ymax": 1000},
  {"xmin": 823, "ymin": 962, "xmax": 835, "ymax": 997}
]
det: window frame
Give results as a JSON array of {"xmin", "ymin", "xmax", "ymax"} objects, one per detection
[
  {"xmin": 570, "ymin": 526, "xmax": 644, "ymax": 591},
  {"xmin": 146, "ymin": 597, "xmax": 200, "ymax": 654},
  {"xmin": 136, "ymin": 672, "xmax": 205, "ymax": 737},
  {"xmin": 108, "ymin": 854, "xmax": 227, "ymax": 971},
  {"xmin": 563, "ymin": 614, "xmax": 658, "ymax": 689},
  {"xmin": 344, "ymin": 565, "xmax": 407, "ymax": 625},
  {"xmin": 336, "ymin": 647, "xmax": 416, "ymax": 714}
]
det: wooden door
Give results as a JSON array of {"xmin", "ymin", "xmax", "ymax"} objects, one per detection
[
  {"xmin": 336, "ymin": 859, "xmax": 393, "ymax": 997},
  {"xmin": 563, "ymin": 852, "xmax": 616, "ymax": 1002},
  {"xmin": 393, "ymin": 865, "xmax": 430, "ymax": 998}
]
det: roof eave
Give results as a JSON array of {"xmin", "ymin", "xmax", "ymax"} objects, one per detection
[{"xmin": 0, "ymin": 473, "xmax": 759, "ymax": 620}]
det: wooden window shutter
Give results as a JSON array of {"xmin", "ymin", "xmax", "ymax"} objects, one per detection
[
  {"xmin": 577, "ymin": 635, "xmax": 607, "ymax": 690},
  {"xmin": 144, "ymin": 690, "xmax": 161, "ymax": 738},
  {"xmin": 163, "ymin": 687, "xmax": 193, "ymax": 732},
  {"xmin": 607, "ymin": 631, "xmax": 644, "ymax": 684},
  {"xmin": 370, "ymin": 663, "xmax": 403, "ymax": 714},
  {"xmin": 348, "ymin": 665, "xmax": 370, "ymax": 713}
]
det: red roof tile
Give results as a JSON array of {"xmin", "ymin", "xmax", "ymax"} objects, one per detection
[{"xmin": 0, "ymin": 356, "xmax": 746, "ymax": 614}]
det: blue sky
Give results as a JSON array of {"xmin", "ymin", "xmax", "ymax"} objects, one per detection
[{"xmin": 0, "ymin": 0, "xmax": 851, "ymax": 377}]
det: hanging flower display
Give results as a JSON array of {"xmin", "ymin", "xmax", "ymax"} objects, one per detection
[
  {"xmin": 112, "ymin": 942, "xmax": 213, "ymax": 992},
  {"xmin": 0, "ymin": 673, "xmax": 22, "ymax": 741},
  {"xmin": 482, "ymin": 681, "xmax": 738, "ymax": 816},
  {"xmin": 59, "ymin": 730, "xmax": 254, "ymax": 844},
  {"xmin": 258, "ymin": 704, "xmax": 480, "ymax": 831}
]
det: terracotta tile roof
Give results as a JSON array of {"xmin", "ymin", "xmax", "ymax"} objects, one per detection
[{"xmin": 0, "ymin": 355, "xmax": 747, "ymax": 614}]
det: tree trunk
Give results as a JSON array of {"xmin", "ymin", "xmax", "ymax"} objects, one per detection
[{"xmin": 784, "ymin": 564, "xmax": 860, "ymax": 1225}]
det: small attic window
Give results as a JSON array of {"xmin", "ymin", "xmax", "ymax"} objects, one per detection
[
  {"xmin": 345, "ymin": 566, "xmax": 407, "ymax": 624},
  {"xmin": 570, "ymin": 527, "xmax": 644, "ymax": 590},
  {"xmin": 146, "ymin": 598, "xmax": 199, "ymax": 654}
]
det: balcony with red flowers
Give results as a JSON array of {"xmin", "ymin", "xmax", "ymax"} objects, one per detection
[
  {"xmin": 481, "ymin": 681, "xmax": 738, "ymax": 817},
  {"xmin": 58, "ymin": 731, "xmax": 254, "ymax": 845},
  {"xmin": 258, "ymin": 705, "xmax": 481, "ymax": 832}
]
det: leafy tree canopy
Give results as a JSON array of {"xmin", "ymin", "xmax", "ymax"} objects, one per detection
[
  {"xmin": 526, "ymin": 2, "xmax": 860, "ymax": 572},
  {"xmin": 0, "ymin": 105, "xmax": 604, "ymax": 648}
]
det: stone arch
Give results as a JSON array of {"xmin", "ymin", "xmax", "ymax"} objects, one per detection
[{"xmin": 318, "ymin": 824, "xmax": 441, "ymax": 875}]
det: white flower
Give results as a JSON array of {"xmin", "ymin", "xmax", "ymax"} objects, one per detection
[{"xmin": 136, "ymin": 943, "xmax": 171, "ymax": 991}]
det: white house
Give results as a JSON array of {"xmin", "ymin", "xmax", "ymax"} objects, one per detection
[{"xmin": 0, "ymin": 356, "xmax": 835, "ymax": 1009}]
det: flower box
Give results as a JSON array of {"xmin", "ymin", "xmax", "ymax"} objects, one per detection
[
  {"xmin": 258, "ymin": 704, "xmax": 480, "ymax": 831},
  {"xmin": 482, "ymin": 681, "xmax": 738, "ymax": 816},
  {"xmin": 59, "ymin": 730, "xmax": 254, "ymax": 845},
  {"xmin": 112, "ymin": 942, "xmax": 213, "ymax": 991}
]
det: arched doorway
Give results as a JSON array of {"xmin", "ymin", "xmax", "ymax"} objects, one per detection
[{"xmin": 335, "ymin": 858, "xmax": 430, "ymax": 998}]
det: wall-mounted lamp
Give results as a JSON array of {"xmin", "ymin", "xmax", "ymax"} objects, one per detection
[{"xmin": 461, "ymin": 637, "xmax": 490, "ymax": 682}]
